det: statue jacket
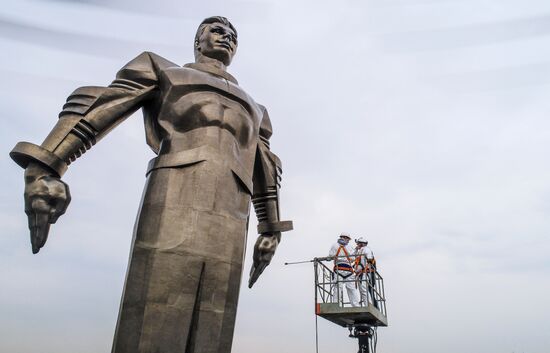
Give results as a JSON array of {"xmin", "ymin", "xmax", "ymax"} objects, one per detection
[{"xmin": 11, "ymin": 52, "xmax": 291, "ymax": 233}]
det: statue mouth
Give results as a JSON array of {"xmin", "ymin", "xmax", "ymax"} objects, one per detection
[{"xmin": 216, "ymin": 41, "xmax": 232, "ymax": 51}]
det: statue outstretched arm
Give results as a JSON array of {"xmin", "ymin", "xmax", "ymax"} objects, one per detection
[
  {"xmin": 248, "ymin": 106, "xmax": 293, "ymax": 288},
  {"xmin": 10, "ymin": 52, "xmax": 177, "ymax": 253}
]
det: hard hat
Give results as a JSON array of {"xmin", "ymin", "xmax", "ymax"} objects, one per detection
[
  {"xmin": 339, "ymin": 232, "xmax": 351, "ymax": 239},
  {"xmin": 355, "ymin": 236, "xmax": 368, "ymax": 244}
]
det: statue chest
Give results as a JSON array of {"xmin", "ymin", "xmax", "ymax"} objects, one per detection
[{"xmin": 157, "ymin": 67, "xmax": 262, "ymax": 147}]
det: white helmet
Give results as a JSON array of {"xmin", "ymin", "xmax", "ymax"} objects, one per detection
[
  {"xmin": 355, "ymin": 236, "xmax": 368, "ymax": 244},
  {"xmin": 339, "ymin": 232, "xmax": 351, "ymax": 240}
]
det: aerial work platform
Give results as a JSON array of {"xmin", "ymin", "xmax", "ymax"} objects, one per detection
[
  {"xmin": 313, "ymin": 256, "xmax": 388, "ymax": 325},
  {"xmin": 313, "ymin": 256, "xmax": 388, "ymax": 353},
  {"xmin": 285, "ymin": 253, "xmax": 388, "ymax": 353}
]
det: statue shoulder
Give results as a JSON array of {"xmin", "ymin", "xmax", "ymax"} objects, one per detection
[
  {"xmin": 143, "ymin": 52, "xmax": 180, "ymax": 71},
  {"xmin": 116, "ymin": 52, "xmax": 179, "ymax": 84}
]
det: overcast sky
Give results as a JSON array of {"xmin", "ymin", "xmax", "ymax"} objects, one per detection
[{"xmin": 1, "ymin": 0, "xmax": 550, "ymax": 352}]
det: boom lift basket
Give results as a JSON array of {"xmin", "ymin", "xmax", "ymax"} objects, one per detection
[{"xmin": 314, "ymin": 257, "xmax": 388, "ymax": 328}]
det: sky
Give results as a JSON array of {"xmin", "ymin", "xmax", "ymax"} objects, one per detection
[{"xmin": 1, "ymin": 0, "xmax": 550, "ymax": 352}]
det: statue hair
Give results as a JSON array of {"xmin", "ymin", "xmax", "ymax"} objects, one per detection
[{"xmin": 194, "ymin": 16, "xmax": 237, "ymax": 45}]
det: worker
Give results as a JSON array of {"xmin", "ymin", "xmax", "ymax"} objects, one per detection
[
  {"xmin": 329, "ymin": 232, "xmax": 359, "ymax": 307},
  {"xmin": 354, "ymin": 237, "xmax": 377, "ymax": 308}
]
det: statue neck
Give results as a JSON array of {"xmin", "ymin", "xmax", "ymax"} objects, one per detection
[{"xmin": 195, "ymin": 55, "xmax": 227, "ymax": 72}]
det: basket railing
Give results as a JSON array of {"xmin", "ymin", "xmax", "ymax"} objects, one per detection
[{"xmin": 314, "ymin": 256, "xmax": 387, "ymax": 318}]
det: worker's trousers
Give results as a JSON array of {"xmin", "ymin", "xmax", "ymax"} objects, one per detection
[
  {"xmin": 333, "ymin": 270, "xmax": 359, "ymax": 307},
  {"xmin": 357, "ymin": 273, "xmax": 378, "ymax": 308},
  {"xmin": 357, "ymin": 273, "xmax": 370, "ymax": 306}
]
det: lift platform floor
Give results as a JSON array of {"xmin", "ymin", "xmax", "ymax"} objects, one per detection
[{"xmin": 316, "ymin": 303, "xmax": 388, "ymax": 328}]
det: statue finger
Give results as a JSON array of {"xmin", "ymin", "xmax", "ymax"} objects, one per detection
[
  {"xmin": 247, "ymin": 264, "xmax": 257, "ymax": 288},
  {"xmin": 26, "ymin": 196, "xmax": 51, "ymax": 215},
  {"xmin": 27, "ymin": 198, "xmax": 53, "ymax": 254},
  {"xmin": 255, "ymin": 262, "xmax": 269, "ymax": 278},
  {"xmin": 28, "ymin": 211, "xmax": 51, "ymax": 254},
  {"xmin": 248, "ymin": 261, "xmax": 268, "ymax": 288},
  {"xmin": 259, "ymin": 251, "xmax": 274, "ymax": 264}
]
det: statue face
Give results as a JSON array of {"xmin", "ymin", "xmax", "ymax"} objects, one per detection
[{"xmin": 196, "ymin": 22, "xmax": 238, "ymax": 66}]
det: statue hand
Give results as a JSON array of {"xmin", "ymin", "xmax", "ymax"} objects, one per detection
[
  {"xmin": 248, "ymin": 232, "xmax": 280, "ymax": 288},
  {"xmin": 24, "ymin": 163, "xmax": 71, "ymax": 254}
]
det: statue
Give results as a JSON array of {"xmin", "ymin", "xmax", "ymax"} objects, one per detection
[{"xmin": 9, "ymin": 16, "xmax": 293, "ymax": 353}]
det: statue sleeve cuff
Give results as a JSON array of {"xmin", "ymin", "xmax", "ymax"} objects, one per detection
[
  {"xmin": 257, "ymin": 220, "xmax": 293, "ymax": 234},
  {"xmin": 10, "ymin": 141, "xmax": 68, "ymax": 177}
]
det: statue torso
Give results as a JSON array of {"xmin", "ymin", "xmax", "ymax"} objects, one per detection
[{"xmin": 146, "ymin": 64, "xmax": 263, "ymax": 193}]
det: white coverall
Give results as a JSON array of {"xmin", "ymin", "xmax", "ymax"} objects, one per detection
[
  {"xmin": 354, "ymin": 246, "xmax": 375, "ymax": 306},
  {"xmin": 329, "ymin": 242, "xmax": 360, "ymax": 307}
]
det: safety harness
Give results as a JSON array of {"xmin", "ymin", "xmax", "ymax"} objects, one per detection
[
  {"xmin": 354, "ymin": 253, "xmax": 376, "ymax": 276},
  {"xmin": 334, "ymin": 245, "xmax": 354, "ymax": 278}
]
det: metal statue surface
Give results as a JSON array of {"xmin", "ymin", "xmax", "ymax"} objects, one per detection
[{"xmin": 10, "ymin": 16, "xmax": 292, "ymax": 353}]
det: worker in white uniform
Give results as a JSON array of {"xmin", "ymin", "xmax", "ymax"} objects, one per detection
[
  {"xmin": 353, "ymin": 237, "xmax": 376, "ymax": 307},
  {"xmin": 329, "ymin": 232, "xmax": 360, "ymax": 307}
]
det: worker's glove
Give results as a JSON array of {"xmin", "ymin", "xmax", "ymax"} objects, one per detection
[
  {"xmin": 23, "ymin": 162, "xmax": 71, "ymax": 254},
  {"xmin": 248, "ymin": 232, "xmax": 280, "ymax": 288}
]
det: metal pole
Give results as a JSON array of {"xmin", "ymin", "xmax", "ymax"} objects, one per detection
[
  {"xmin": 357, "ymin": 334, "xmax": 369, "ymax": 353},
  {"xmin": 314, "ymin": 260, "xmax": 319, "ymax": 304},
  {"xmin": 314, "ymin": 260, "xmax": 319, "ymax": 353},
  {"xmin": 353, "ymin": 326, "xmax": 372, "ymax": 353},
  {"xmin": 315, "ymin": 313, "xmax": 319, "ymax": 353}
]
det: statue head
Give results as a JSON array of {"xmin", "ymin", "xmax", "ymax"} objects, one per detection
[{"xmin": 194, "ymin": 16, "xmax": 238, "ymax": 66}]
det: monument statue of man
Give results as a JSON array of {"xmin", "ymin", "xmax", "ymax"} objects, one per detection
[{"xmin": 10, "ymin": 16, "xmax": 292, "ymax": 353}]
